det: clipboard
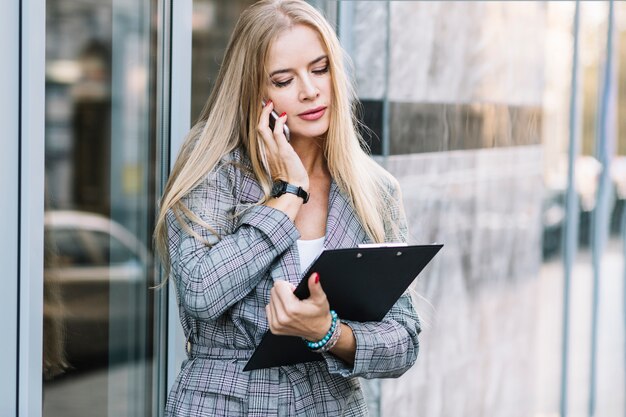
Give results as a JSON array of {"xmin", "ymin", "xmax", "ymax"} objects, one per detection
[{"xmin": 243, "ymin": 243, "xmax": 443, "ymax": 371}]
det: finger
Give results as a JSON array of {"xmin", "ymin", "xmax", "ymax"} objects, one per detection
[
  {"xmin": 272, "ymin": 112, "xmax": 289, "ymax": 146},
  {"xmin": 269, "ymin": 283, "xmax": 285, "ymax": 313},
  {"xmin": 267, "ymin": 294, "xmax": 281, "ymax": 331},
  {"xmin": 274, "ymin": 279, "xmax": 295, "ymax": 294},
  {"xmin": 265, "ymin": 304, "xmax": 272, "ymax": 325},
  {"xmin": 307, "ymin": 272, "xmax": 326, "ymax": 301},
  {"xmin": 268, "ymin": 293, "xmax": 285, "ymax": 332},
  {"xmin": 258, "ymin": 101, "xmax": 279, "ymax": 148},
  {"xmin": 258, "ymin": 99, "xmax": 274, "ymax": 132},
  {"xmin": 257, "ymin": 100, "xmax": 274, "ymax": 139},
  {"xmin": 266, "ymin": 302, "xmax": 279, "ymax": 334},
  {"xmin": 273, "ymin": 280, "xmax": 296, "ymax": 312}
]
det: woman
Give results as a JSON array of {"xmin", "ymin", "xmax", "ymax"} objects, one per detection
[{"xmin": 154, "ymin": 1, "xmax": 421, "ymax": 415}]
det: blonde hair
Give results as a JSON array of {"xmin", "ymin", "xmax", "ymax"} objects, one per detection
[{"xmin": 154, "ymin": 0, "xmax": 402, "ymax": 280}]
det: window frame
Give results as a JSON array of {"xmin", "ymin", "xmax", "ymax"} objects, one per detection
[
  {"xmin": 0, "ymin": 0, "xmax": 21, "ymax": 414},
  {"xmin": 17, "ymin": 0, "xmax": 47, "ymax": 415}
]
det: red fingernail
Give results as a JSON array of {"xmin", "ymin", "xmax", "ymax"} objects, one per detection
[
  {"xmin": 266, "ymin": 100, "xmax": 272, "ymax": 106},
  {"xmin": 314, "ymin": 273, "xmax": 320, "ymax": 284},
  {"xmin": 279, "ymin": 112, "xmax": 286, "ymax": 117}
]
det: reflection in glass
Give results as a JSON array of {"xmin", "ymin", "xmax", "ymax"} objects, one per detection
[
  {"xmin": 191, "ymin": 0, "xmax": 257, "ymax": 121},
  {"xmin": 43, "ymin": 0, "xmax": 159, "ymax": 416}
]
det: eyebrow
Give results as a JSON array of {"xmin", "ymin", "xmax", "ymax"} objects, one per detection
[{"xmin": 268, "ymin": 55, "xmax": 328, "ymax": 77}]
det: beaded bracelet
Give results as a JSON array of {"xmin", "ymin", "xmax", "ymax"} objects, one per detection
[
  {"xmin": 315, "ymin": 317, "xmax": 341, "ymax": 353},
  {"xmin": 304, "ymin": 310, "xmax": 342, "ymax": 353}
]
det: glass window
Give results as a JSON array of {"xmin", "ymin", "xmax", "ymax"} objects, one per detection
[
  {"xmin": 45, "ymin": 229, "xmax": 93, "ymax": 267},
  {"xmin": 42, "ymin": 0, "xmax": 161, "ymax": 415},
  {"xmin": 88, "ymin": 230, "xmax": 141, "ymax": 266},
  {"xmin": 191, "ymin": 0, "xmax": 257, "ymax": 121}
]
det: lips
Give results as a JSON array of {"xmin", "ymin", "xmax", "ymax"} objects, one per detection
[{"xmin": 298, "ymin": 106, "xmax": 327, "ymax": 121}]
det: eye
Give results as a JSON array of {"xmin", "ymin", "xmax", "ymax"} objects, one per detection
[
  {"xmin": 313, "ymin": 66, "xmax": 329, "ymax": 75},
  {"xmin": 272, "ymin": 79, "xmax": 292, "ymax": 88}
]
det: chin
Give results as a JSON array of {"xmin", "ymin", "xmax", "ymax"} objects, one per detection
[
  {"xmin": 293, "ymin": 120, "xmax": 330, "ymax": 140},
  {"xmin": 293, "ymin": 128, "xmax": 329, "ymax": 140}
]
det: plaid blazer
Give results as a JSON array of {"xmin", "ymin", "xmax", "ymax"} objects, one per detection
[{"xmin": 164, "ymin": 148, "xmax": 421, "ymax": 417}]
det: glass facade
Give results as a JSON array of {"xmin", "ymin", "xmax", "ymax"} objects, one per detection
[
  {"xmin": 42, "ymin": 0, "xmax": 162, "ymax": 415},
  {"xmin": 191, "ymin": 0, "xmax": 256, "ymax": 121},
  {"xmin": 3, "ymin": 1, "xmax": 625, "ymax": 416},
  {"xmin": 336, "ymin": 2, "xmax": 626, "ymax": 417}
]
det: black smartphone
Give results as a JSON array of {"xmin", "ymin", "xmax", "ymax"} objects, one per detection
[{"xmin": 262, "ymin": 100, "xmax": 290, "ymax": 141}]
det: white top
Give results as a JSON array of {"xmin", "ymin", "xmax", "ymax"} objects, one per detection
[{"xmin": 296, "ymin": 236, "xmax": 325, "ymax": 274}]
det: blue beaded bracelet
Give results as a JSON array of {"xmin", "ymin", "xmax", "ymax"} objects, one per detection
[{"xmin": 304, "ymin": 310, "xmax": 339, "ymax": 351}]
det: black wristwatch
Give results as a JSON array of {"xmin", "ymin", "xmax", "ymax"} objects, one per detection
[{"xmin": 271, "ymin": 180, "xmax": 310, "ymax": 204}]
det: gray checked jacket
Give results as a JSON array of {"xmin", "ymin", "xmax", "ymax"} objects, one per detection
[{"xmin": 164, "ymin": 147, "xmax": 421, "ymax": 416}]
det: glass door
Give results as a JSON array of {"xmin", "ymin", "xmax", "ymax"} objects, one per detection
[{"xmin": 42, "ymin": 0, "xmax": 163, "ymax": 415}]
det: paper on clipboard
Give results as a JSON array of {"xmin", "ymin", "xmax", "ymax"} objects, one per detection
[{"xmin": 357, "ymin": 242, "xmax": 408, "ymax": 248}]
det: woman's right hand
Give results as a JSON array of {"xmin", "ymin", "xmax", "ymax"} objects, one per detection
[{"xmin": 257, "ymin": 100, "xmax": 309, "ymax": 190}]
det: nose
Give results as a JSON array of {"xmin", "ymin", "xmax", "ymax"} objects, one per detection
[{"xmin": 298, "ymin": 75, "xmax": 319, "ymax": 101}]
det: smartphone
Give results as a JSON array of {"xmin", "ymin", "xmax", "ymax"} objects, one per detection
[{"xmin": 262, "ymin": 100, "xmax": 290, "ymax": 141}]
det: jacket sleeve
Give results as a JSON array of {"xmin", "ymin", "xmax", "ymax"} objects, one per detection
[
  {"xmin": 167, "ymin": 161, "xmax": 300, "ymax": 321},
  {"xmin": 322, "ymin": 179, "xmax": 421, "ymax": 378}
]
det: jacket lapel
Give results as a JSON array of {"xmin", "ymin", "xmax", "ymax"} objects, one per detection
[{"xmin": 324, "ymin": 179, "xmax": 371, "ymax": 251}]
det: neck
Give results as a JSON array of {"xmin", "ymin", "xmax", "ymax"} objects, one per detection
[{"xmin": 290, "ymin": 135, "xmax": 328, "ymax": 177}]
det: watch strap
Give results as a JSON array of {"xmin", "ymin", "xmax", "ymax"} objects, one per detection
[{"xmin": 272, "ymin": 180, "xmax": 310, "ymax": 204}]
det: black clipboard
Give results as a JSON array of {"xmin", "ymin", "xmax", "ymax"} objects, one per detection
[{"xmin": 243, "ymin": 243, "xmax": 443, "ymax": 371}]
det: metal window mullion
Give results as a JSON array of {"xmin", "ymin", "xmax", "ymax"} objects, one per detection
[
  {"xmin": 588, "ymin": 1, "xmax": 616, "ymax": 416},
  {"xmin": 0, "ymin": 0, "xmax": 20, "ymax": 414},
  {"xmin": 561, "ymin": 3, "xmax": 581, "ymax": 417},
  {"xmin": 623, "ymin": 176, "xmax": 626, "ymax": 417},
  {"xmin": 153, "ymin": 0, "xmax": 173, "ymax": 413},
  {"xmin": 381, "ymin": 1, "xmax": 391, "ymax": 160},
  {"xmin": 166, "ymin": 0, "xmax": 192, "ymax": 394},
  {"xmin": 337, "ymin": 1, "xmax": 354, "ymax": 76},
  {"xmin": 18, "ymin": 0, "xmax": 46, "ymax": 415}
]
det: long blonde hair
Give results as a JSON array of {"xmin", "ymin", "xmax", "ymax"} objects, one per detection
[{"xmin": 154, "ymin": 0, "xmax": 402, "ymax": 279}]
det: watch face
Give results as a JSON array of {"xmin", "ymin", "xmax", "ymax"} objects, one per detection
[{"xmin": 271, "ymin": 181, "xmax": 286, "ymax": 196}]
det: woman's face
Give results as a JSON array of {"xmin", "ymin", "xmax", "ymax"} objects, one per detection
[{"xmin": 264, "ymin": 24, "xmax": 332, "ymax": 141}]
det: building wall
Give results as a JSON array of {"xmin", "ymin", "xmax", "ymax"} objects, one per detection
[{"xmin": 349, "ymin": 3, "xmax": 550, "ymax": 416}]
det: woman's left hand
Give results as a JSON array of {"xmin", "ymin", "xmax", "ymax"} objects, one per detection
[{"xmin": 266, "ymin": 272, "xmax": 333, "ymax": 341}]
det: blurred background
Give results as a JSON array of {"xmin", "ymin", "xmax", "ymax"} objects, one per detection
[{"xmin": 40, "ymin": 1, "xmax": 626, "ymax": 416}]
